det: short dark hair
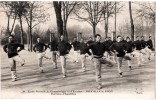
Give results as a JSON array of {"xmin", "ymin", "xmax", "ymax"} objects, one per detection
[
  {"xmin": 95, "ymin": 34, "xmax": 101, "ymax": 38},
  {"xmin": 136, "ymin": 36, "xmax": 139, "ymax": 38},
  {"xmin": 117, "ymin": 35, "xmax": 121, "ymax": 38},
  {"xmin": 9, "ymin": 35, "xmax": 14, "ymax": 38},
  {"xmin": 126, "ymin": 36, "xmax": 130, "ymax": 39}
]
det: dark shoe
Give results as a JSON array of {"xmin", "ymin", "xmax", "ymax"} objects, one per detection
[
  {"xmin": 119, "ymin": 72, "xmax": 123, "ymax": 77},
  {"xmin": 40, "ymin": 70, "xmax": 44, "ymax": 73},
  {"xmin": 129, "ymin": 66, "xmax": 132, "ymax": 70},
  {"xmin": 12, "ymin": 78, "xmax": 17, "ymax": 82},
  {"xmin": 97, "ymin": 85, "xmax": 102, "ymax": 89},
  {"xmin": 63, "ymin": 75, "xmax": 67, "ymax": 78}
]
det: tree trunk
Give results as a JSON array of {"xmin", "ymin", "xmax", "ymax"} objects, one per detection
[
  {"xmin": 7, "ymin": 15, "xmax": 10, "ymax": 35},
  {"xmin": 114, "ymin": 1, "xmax": 117, "ymax": 39},
  {"xmin": 10, "ymin": 14, "xmax": 17, "ymax": 33},
  {"xmin": 104, "ymin": 14, "xmax": 108, "ymax": 38},
  {"xmin": 92, "ymin": 23, "xmax": 96, "ymax": 41},
  {"xmin": 19, "ymin": 16, "xmax": 24, "ymax": 44},
  {"xmin": 63, "ymin": 20, "xmax": 68, "ymax": 41},
  {"xmin": 30, "ymin": 8, "xmax": 33, "ymax": 51},
  {"xmin": 129, "ymin": 1, "xmax": 134, "ymax": 41},
  {"xmin": 53, "ymin": 1, "xmax": 63, "ymax": 42}
]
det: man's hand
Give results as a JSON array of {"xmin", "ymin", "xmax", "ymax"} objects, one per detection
[
  {"xmin": 57, "ymin": 52, "xmax": 60, "ymax": 57},
  {"xmin": 89, "ymin": 55, "xmax": 93, "ymax": 60},
  {"xmin": 114, "ymin": 50, "xmax": 119, "ymax": 55}
]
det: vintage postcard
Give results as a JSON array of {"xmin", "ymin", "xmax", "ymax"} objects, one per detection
[{"xmin": 0, "ymin": 1, "xmax": 155, "ymax": 99}]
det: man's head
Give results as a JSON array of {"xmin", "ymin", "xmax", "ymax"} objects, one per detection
[
  {"xmin": 149, "ymin": 36, "xmax": 152, "ymax": 40},
  {"xmin": 80, "ymin": 38, "xmax": 84, "ymax": 43},
  {"xmin": 60, "ymin": 35, "xmax": 64, "ymax": 41},
  {"xmin": 73, "ymin": 37, "xmax": 77, "ymax": 41},
  {"xmin": 141, "ymin": 36, "xmax": 144, "ymax": 40},
  {"xmin": 105, "ymin": 37, "xmax": 109, "ymax": 41},
  {"xmin": 95, "ymin": 34, "xmax": 101, "ymax": 42},
  {"xmin": 89, "ymin": 37, "xmax": 92, "ymax": 41},
  {"xmin": 117, "ymin": 35, "xmax": 122, "ymax": 42},
  {"xmin": 8, "ymin": 35, "xmax": 14, "ymax": 43},
  {"xmin": 126, "ymin": 36, "xmax": 130, "ymax": 42},
  {"xmin": 136, "ymin": 36, "xmax": 139, "ymax": 40},
  {"xmin": 37, "ymin": 38, "xmax": 41, "ymax": 43}
]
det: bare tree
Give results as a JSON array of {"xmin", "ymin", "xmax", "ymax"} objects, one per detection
[
  {"xmin": 136, "ymin": 2, "xmax": 155, "ymax": 23},
  {"xmin": 25, "ymin": 1, "xmax": 49, "ymax": 51},
  {"xmin": 0, "ymin": 2, "xmax": 17, "ymax": 35},
  {"xmin": 11, "ymin": 1, "xmax": 29, "ymax": 44},
  {"xmin": 62, "ymin": 1, "xmax": 77, "ymax": 41},
  {"xmin": 74, "ymin": 1, "xmax": 103, "ymax": 40},
  {"xmin": 102, "ymin": 1, "xmax": 124, "ymax": 38}
]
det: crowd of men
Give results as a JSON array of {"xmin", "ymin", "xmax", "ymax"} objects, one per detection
[{"xmin": 3, "ymin": 33, "xmax": 154, "ymax": 89}]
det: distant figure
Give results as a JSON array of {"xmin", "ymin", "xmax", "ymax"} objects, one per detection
[
  {"xmin": 58, "ymin": 35, "xmax": 72, "ymax": 78},
  {"xmin": 132, "ymin": 36, "xmax": 144, "ymax": 67},
  {"xmin": 3, "ymin": 35, "xmax": 25, "ymax": 82},
  {"xmin": 103, "ymin": 37, "xmax": 113, "ymax": 59},
  {"xmin": 33, "ymin": 38, "xmax": 50, "ymax": 73},
  {"xmin": 124, "ymin": 36, "xmax": 134, "ymax": 70},
  {"xmin": 48, "ymin": 37, "xmax": 58, "ymax": 69},
  {"xmin": 86, "ymin": 37, "xmax": 94, "ymax": 46},
  {"xmin": 71, "ymin": 37, "xmax": 80, "ymax": 63},
  {"xmin": 79, "ymin": 38, "xmax": 90, "ymax": 72},
  {"xmin": 146, "ymin": 36, "xmax": 154, "ymax": 51}
]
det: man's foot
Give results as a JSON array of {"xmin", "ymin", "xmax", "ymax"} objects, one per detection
[
  {"xmin": 129, "ymin": 66, "xmax": 132, "ymax": 71},
  {"xmin": 138, "ymin": 64, "xmax": 141, "ymax": 67},
  {"xmin": 63, "ymin": 75, "xmax": 67, "ymax": 78},
  {"xmin": 11, "ymin": 78, "xmax": 17, "ymax": 82},
  {"xmin": 97, "ymin": 85, "xmax": 102, "ymax": 89},
  {"xmin": 148, "ymin": 57, "xmax": 151, "ymax": 61},
  {"xmin": 21, "ymin": 61, "xmax": 25, "ymax": 66},
  {"xmin": 40, "ymin": 70, "xmax": 44, "ymax": 73},
  {"xmin": 53, "ymin": 67, "xmax": 57, "ymax": 69},
  {"xmin": 82, "ymin": 68, "xmax": 86, "ymax": 72},
  {"xmin": 119, "ymin": 72, "xmax": 123, "ymax": 77}
]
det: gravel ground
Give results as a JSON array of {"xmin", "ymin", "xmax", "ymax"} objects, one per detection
[{"xmin": 1, "ymin": 48, "xmax": 155, "ymax": 99}]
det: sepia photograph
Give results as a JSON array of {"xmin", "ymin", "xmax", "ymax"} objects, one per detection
[{"xmin": 0, "ymin": 1, "xmax": 155, "ymax": 99}]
